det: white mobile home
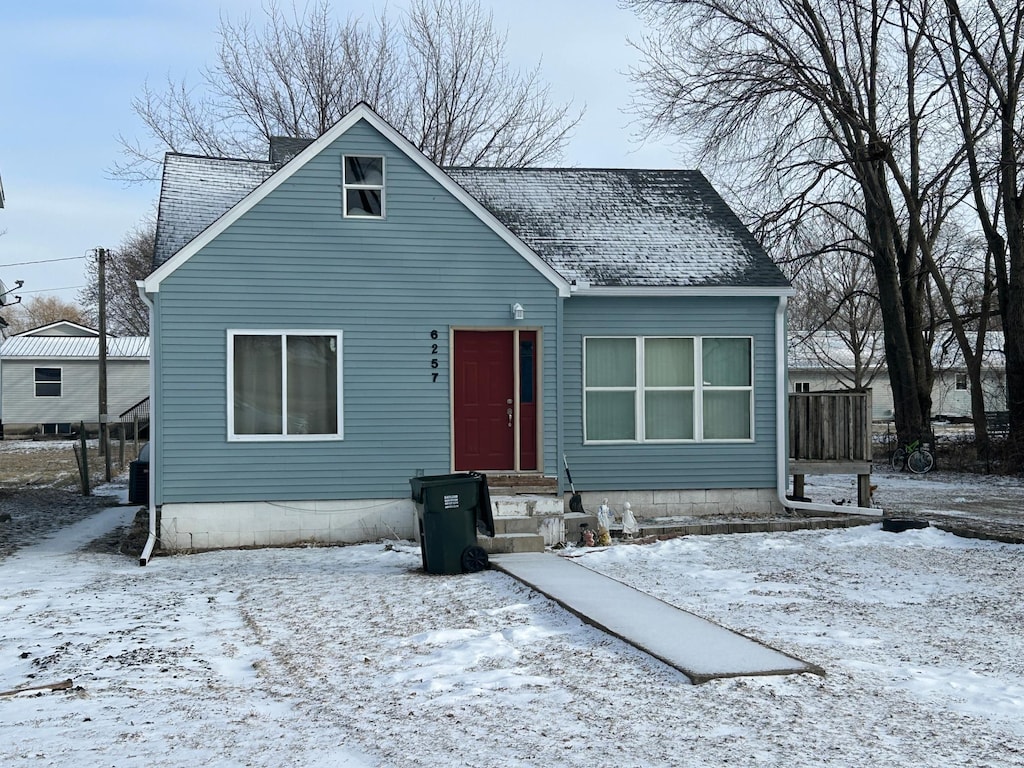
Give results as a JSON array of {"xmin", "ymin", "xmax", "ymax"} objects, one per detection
[{"xmin": 0, "ymin": 321, "xmax": 149, "ymax": 436}]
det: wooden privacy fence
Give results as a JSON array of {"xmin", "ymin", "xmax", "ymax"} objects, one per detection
[{"xmin": 788, "ymin": 390, "xmax": 873, "ymax": 507}]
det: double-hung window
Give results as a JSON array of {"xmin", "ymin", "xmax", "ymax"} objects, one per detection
[
  {"xmin": 584, "ymin": 336, "xmax": 753, "ymax": 442},
  {"xmin": 228, "ymin": 331, "xmax": 343, "ymax": 440},
  {"xmin": 343, "ymin": 155, "xmax": 384, "ymax": 218},
  {"xmin": 35, "ymin": 367, "xmax": 62, "ymax": 397}
]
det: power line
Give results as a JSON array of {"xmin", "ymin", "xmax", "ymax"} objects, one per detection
[
  {"xmin": 18, "ymin": 285, "xmax": 85, "ymax": 294},
  {"xmin": 0, "ymin": 255, "xmax": 88, "ymax": 268}
]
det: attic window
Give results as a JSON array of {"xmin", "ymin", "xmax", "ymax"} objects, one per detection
[{"xmin": 343, "ymin": 155, "xmax": 384, "ymax": 218}]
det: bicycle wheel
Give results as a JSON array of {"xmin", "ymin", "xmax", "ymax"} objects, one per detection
[
  {"xmin": 890, "ymin": 447, "xmax": 907, "ymax": 471},
  {"xmin": 906, "ymin": 448, "xmax": 934, "ymax": 474}
]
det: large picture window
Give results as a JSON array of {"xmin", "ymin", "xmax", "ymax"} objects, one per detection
[
  {"xmin": 228, "ymin": 331, "xmax": 342, "ymax": 440},
  {"xmin": 584, "ymin": 336, "xmax": 753, "ymax": 443},
  {"xmin": 343, "ymin": 155, "xmax": 384, "ymax": 218},
  {"xmin": 34, "ymin": 367, "xmax": 62, "ymax": 398}
]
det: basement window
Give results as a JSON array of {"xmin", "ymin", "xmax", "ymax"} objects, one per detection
[{"xmin": 343, "ymin": 155, "xmax": 384, "ymax": 218}]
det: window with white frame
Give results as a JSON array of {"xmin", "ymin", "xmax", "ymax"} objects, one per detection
[
  {"xmin": 794, "ymin": 381, "xmax": 811, "ymax": 393},
  {"xmin": 34, "ymin": 367, "xmax": 62, "ymax": 397},
  {"xmin": 584, "ymin": 336, "xmax": 753, "ymax": 442},
  {"xmin": 228, "ymin": 331, "xmax": 342, "ymax": 440},
  {"xmin": 343, "ymin": 155, "xmax": 384, "ymax": 217},
  {"xmin": 955, "ymin": 372, "xmax": 968, "ymax": 391}
]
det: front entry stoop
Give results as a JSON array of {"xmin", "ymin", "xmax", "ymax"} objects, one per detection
[{"xmin": 479, "ymin": 484, "xmax": 565, "ymax": 553}]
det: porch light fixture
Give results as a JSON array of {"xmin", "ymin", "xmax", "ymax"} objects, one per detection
[{"xmin": 511, "ymin": 302, "xmax": 525, "ymax": 321}]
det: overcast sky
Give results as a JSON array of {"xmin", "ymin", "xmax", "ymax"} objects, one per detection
[{"xmin": 0, "ymin": 1, "xmax": 689, "ymax": 308}]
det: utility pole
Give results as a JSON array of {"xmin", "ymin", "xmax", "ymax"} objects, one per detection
[{"xmin": 98, "ymin": 247, "xmax": 111, "ymax": 483}]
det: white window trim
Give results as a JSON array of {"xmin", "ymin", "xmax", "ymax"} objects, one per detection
[
  {"xmin": 955, "ymin": 373, "xmax": 968, "ymax": 391},
  {"xmin": 34, "ymin": 366, "xmax": 63, "ymax": 398},
  {"xmin": 342, "ymin": 155, "xmax": 385, "ymax": 219},
  {"xmin": 227, "ymin": 329, "xmax": 344, "ymax": 442},
  {"xmin": 583, "ymin": 335, "xmax": 754, "ymax": 444}
]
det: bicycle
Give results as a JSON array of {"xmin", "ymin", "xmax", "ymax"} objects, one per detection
[{"xmin": 890, "ymin": 438, "xmax": 935, "ymax": 474}]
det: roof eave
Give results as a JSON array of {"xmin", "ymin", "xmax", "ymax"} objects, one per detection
[{"xmin": 568, "ymin": 284, "xmax": 796, "ymax": 297}]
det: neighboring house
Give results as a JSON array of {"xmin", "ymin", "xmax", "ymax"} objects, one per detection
[
  {"xmin": 789, "ymin": 331, "xmax": 1007, "ymax": 421},
  {"xmin": 0, "ymin": 321, "xmax": 150, "ymax": 435},
  {"xmin": 142, "ymin": 102, "xmax": 793, "ymax": 554}
]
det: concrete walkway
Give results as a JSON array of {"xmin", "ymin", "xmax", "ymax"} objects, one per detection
[{"xmin": 491, "ymin": 552, "xmax": 822, "ymax": 684}]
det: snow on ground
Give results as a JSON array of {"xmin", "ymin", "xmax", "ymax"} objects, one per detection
[
  {"xmin": 2, "ymin": 502, "xmax": 1023, "ymax": 767},
  {"xmin": 0, "ymin": 438, "xmax": 99, "ymax": 454},
  {"xmin": 802, "ymin": 465, "xmax": 1024, "ymax": 525}
]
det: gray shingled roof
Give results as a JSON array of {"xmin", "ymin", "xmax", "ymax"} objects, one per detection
[
  {"xmin": 447, "ymin": 168, "xmax": 789, "ymax": 288},
  {"xmin": 154, "ymin": 154, "xmax": 277, "ymax": 268},
  {"xmin": 154, "ymin": 153, "xmax": 789, "ymax": 289}
]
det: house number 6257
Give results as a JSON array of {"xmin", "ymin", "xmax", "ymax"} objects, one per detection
[{"xmin": 430, "ymin": 330, "xmax": 439, "ymax": 381}]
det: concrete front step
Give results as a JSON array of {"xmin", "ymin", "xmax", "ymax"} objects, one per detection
[
  {"xmin": 488, "ymin": 485, "xmax": 560, "ymax": 496},
  {"xmin": 493, "ymin": 516, "xmax": 541, "ymax": 535},
  {"xmin": 490, "ymin": 495, "xmax": 564, "ymax": 518},
  {"xmin": 486, "ymin": 474, "xmax": 559, "ymax": 497},
  {"xmin": 478, "ymin": 532, "xmax": 546, "ymax": 554},
  {"xmin": 492, "ymin": 514, "xmax": 566, "ymax": 547}
]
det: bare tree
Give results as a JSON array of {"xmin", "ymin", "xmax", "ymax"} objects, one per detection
[
  {"xmin": 79, "ymin": 219, "xmax": 155, "ymax": 336},
  {"xmin": 626, "ymin": 0, "xmax": 975, "ymax": 444},
  {"xmin": 2, "ymin": 295, "xmax": 93, "ymax": 337},
  {"xmin": 942, "ymin": 0, "xmax": 1024, "ymax": 457},
  {"xmin": 114, "ymin": 0, "xmax": 581, "ymax": 182},
  {"xmin": 787, "ymin": 233, "xmax": 886, "ymax": 391}
]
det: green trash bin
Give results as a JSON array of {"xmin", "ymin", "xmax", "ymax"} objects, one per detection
[{"xmin": 409, "ymin": 472, "xmax": 495, "ymax": 574}]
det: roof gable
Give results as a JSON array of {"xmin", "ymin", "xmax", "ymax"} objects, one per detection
[
  {"xmin": 147, "ymin": 103, "xmax": 571, "ymax": 296},
  {"xmin": 15, "ymin": 320, "xmax": 99, "ymax": 338}
]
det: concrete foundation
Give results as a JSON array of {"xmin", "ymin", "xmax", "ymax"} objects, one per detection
[
  {"xmin": 158, "ymin": 498, "xmax": 417, "ymax": 552},
  {"xmin": 567, "ymin": 488, "xmax": 785, "ymax": 519}
]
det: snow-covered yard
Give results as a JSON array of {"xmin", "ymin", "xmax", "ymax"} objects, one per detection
[{"xmin": 2, "ymin": 503, "xmax": 1022, "ymax": 767}]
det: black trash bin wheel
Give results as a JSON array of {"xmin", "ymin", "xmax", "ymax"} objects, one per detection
[{"xmin": 460, "ymin": 545, "xmax": 489, "ymax": 573}]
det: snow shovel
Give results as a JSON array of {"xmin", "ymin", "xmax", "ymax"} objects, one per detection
[{"xmin": 563, "ymin": 454, "xmax": 585, "ymax": 514}]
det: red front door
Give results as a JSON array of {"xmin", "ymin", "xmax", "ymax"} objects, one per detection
[{"xmin": 454, "ymin": 331, "xmax": 515, "ymax": 470}]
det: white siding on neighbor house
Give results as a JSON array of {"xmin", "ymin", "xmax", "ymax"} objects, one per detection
[
  {"xmin": 931, "ymin": 370, "xmax": 1007, "ymax": 418},
  {"xmin": 0, "ymin": 359, "xmax": 149, "ymax": 426},
  {"xmin": 787, "ymin": 371, "xmax": 892, "ymax": 421},
  {"xmin": 788, "ymin": 369, "xmax": 1007, "ymax": 421}
]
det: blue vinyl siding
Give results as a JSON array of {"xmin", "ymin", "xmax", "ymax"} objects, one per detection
[
  {"xmin": 562, "ymin": 295, "xmax": 780, "ymax": 491},
  {"xmin": 153, "ymin": 120, "xmax": 559, "ymax": 504}
]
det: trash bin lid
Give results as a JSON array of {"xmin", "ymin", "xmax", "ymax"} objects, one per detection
[{"xmin": 138, "ymin": 442, "xmax": 150, "ymax": 462}]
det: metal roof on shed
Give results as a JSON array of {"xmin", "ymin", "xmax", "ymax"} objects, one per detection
[{"xmin": 0, "ymin": 336, "xmax": 150, "ymax": 359}]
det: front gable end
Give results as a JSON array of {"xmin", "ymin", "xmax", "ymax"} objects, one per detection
[{"xmin": 147, "ymin": 105, "xmax": 570, "ymax": 297}]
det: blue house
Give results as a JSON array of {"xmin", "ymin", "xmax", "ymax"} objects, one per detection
[{"xmin": 140, "ymin": 103, "xmax": 793, "ymax": 559}]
